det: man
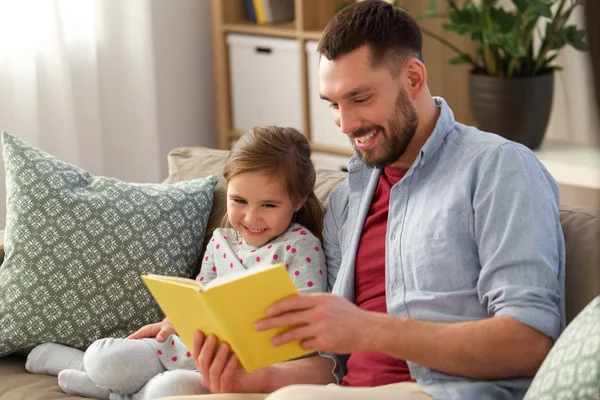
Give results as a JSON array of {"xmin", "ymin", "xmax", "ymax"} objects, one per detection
[{"xmin": 191, "ymin": 1, "xmax": 564, "ymax": 399}]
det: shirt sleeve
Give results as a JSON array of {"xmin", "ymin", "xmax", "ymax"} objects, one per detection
[
  {"xmin": 283, "ymin": 233, "xmax": 327, "ymax": 294},
  {"xmin": 195, "ymin": 233, "xmax": 218, "ymax": 285},
  {"xmin": 474, "ymin": 143, "xmax": 565, "ymax": 341}
]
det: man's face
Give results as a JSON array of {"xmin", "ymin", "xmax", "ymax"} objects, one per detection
[{"xmin": 319, "ymin": 45, "xmax": 418, "ymax": 168}]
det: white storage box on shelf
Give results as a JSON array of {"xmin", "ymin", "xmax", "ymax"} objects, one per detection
[
  {"xmin": 227, "ymin": 34, "xmax": 302, "ymax": 132},
  {"xmin": 305, "ymin": 40, "xmax": 352, "ymax": 152}
]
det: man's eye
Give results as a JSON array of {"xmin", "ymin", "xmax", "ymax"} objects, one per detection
[
  {"xmin": 354, "ymin": 97, "xmax": 370, "ymax": 104},
  {"xmin": 329, "ymin": 103, "xmax": 339, "ymax": 109}
]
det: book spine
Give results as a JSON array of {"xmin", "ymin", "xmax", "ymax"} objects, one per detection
[
  {"xmin": 262, "ymin": 0, "xmax": 273, "ymax": 24},
  {"xmin": 264, "ymin": 0, "xmax": 294, "ymax": 23},
  {"xmin": 244, "ymin": 0, "xmax": 256, "ymax": 23},
  {"xmin": 252, "ymin": 0, "xmax": 267, "ymax": 25}
]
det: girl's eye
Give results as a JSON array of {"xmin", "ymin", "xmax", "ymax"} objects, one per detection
[
  {"xmin": 233, "ymin": 198, "xmax": 246, "ymax": 204},
  {"xmin": 263, "ymin": 203, "xmax": 277, "ymax": 208}
]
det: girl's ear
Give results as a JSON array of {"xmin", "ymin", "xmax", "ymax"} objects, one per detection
[{"xmin": 295, "ymin": 197, "xmax": 307, "ymax": 212}]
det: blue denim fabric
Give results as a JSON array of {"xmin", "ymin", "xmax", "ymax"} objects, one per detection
[{"xmin": 320, "ymin": 98, "xmax": 566, "ymax": 400}]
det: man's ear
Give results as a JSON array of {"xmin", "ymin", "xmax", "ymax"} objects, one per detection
[{"xmin": 403, "ymin": 58, "xmax": 428, "ymax": 99}]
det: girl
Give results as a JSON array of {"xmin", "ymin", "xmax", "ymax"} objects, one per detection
[{"xmin": 26, "ymin": 126, "xmax": 328, "ymax": 400}]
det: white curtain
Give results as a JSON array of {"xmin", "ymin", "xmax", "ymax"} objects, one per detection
[{"xmin": 0, "ymin": 0, "xmax": 217, "ymax": 228}]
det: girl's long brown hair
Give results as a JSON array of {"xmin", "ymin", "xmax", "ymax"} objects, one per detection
[{"xmin": 221, "ymin": 126, "xmax": 325, "ymax": 239}]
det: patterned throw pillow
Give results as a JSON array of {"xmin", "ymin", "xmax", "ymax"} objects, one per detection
[
  {"xmin": 524, "ymin": 295, "xmax": 600, "ymax": 399},
  {"xmin": 0, "ymin": 131, "xmax": 218, "ymax": 356}
]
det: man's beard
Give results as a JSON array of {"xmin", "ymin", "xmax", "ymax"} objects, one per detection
[{"xmin": 350, "ymin": 88, "xmax": 418, "ymax": 168}]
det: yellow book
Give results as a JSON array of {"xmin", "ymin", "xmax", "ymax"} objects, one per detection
[
  {"xmin": 141, "ymin": 264, "xmax": 312, "ymax": 373},
  {"xmin": 252, "ymin": 0, "xmax": 267, "ymax": 24}
]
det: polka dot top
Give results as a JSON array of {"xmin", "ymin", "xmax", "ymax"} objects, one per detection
[{"xmin": 196, "ymin": 223, "xmax": 327, "ymax": 293}]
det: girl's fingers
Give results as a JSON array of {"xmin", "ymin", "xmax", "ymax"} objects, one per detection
[
  {"xmin": 219, "ymin": 353, "xmax": 239, "ymax": 393},
  {"xmin": 127, "ymin": 324, "xmax": 156, "ymax": 339},
  {"xmin": 156, "ymin": 325, "xmax": 175, "ymax": 342},
  {"xmin": 197, "ymin": 334, "xmax": 217, "ymax": 388},
  {"xmin": 209, "ymin": 341, "xmax": 232, "ymax": 392},
  {"xmin": 194, "ymin": 333, "xmax": 215, "ymax": 389}
]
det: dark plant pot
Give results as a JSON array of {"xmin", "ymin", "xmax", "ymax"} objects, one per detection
[{"xmin": 469, "ymin": 73, "xmax": 554, "ymax": 150}]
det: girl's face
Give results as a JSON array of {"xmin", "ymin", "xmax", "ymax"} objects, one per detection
[{"xmin": 226, "ymin": 170, "xmax": 303, "ymax": 247}]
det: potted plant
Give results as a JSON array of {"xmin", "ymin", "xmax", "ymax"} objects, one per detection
[{"xmin": 420, "ymin": 0, "xmax": 588, "ymax": 149}]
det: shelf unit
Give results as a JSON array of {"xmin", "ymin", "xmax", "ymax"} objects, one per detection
[{"xmin": 210, "ymin": 0, "xmax": 474, "ymax": 159}]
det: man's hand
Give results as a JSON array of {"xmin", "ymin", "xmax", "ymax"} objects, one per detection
[
  {"xmin": 255, "ymin": 293, "xmax": 376, "ymax": 354},
  {"xmin": 192, "ymin": 332, "xmax": 270, "ymax": 393},
  {"xmin": 128, "ymin": 319, "xmax": 177, "ymax": 342}
]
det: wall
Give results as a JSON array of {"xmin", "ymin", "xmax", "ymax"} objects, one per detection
[{"xmin": 151, "ymin": 0, "xmax": 217, "ymax": 179}]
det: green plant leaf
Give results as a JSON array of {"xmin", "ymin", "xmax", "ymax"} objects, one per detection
[
  {"xmin": 419, "ymin": 10, "xmax": 447, "ymax": 19},
  {"xmin": 563, "ymin": 25, "xmax": 589, "ymax": 51},
  {"xmin": 543, "ymin": 53, "xmax": 559, "ymax": 67},
  {"xmin": 489, "ymin": 7, "xmax": 516, "ymax": 34},
  {"xmin": 512, "ymin": 0, "xmax": 529, "ymax": 12},
  {"xmin": 544, "ymin": 22, "xmax": 566, "ymax": 50},
  {"xmin": 482, "ymin": 0, "xmax": 498, "ymax": 6},
  {"xmin": 449, "ymin": 53, "xmax": 474, "ymax": 65},
  {"xmin": 419, "ymin": 0, "xmax": 587, "ymax": 76},
  {"xmin": 525, "ymin": 0, "xmax": 553, "ymax": 18},
  {"xmin": 427, "ymin": 0, "xmax": 439, "ymax": 12}
]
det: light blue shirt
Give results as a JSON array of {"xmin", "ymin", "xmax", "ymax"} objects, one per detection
[{"xmin": 320, "ymin": 97, "xmax": 565, "ymax": 400}]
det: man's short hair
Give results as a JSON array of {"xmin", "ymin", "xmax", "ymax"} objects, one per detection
[{"xmin": 316, "ymin": 0, "xmax": 423, "ymax": 77}]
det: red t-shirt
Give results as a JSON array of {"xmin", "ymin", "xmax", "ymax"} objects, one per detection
[{"xmin": 340, "ymin": 166, "xmax": 414, "ymax": 387}]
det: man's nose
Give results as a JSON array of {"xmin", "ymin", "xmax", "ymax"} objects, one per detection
[{"xmin": 337, "ymin": 108, "xmax": 361, "ymax": 135}]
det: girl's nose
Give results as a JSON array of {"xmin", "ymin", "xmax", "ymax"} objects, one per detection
[{"xmin": 244, "ymin": 208, "xmax": 260, "ymax": 225}]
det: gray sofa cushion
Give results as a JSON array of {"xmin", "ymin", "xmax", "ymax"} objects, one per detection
[
  {"xmin": 0, "ymin": 133, "xmax": 218, "ymax": 356},
  {"xmin": 559, "ymin": 205, "xmax": 600, "ymax": 322}
]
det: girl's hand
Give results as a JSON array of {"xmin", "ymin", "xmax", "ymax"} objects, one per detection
[
  {"xmin": 128, "ymin": 319, "xmax": 177, "ymax": 342},
  {"xmin": 193, "ymin": 332, "xmax": 270, "ymax": 393}
]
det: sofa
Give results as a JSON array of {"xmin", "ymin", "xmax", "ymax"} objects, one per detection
[{"xmin": 0, "ymin": 145, "xmax": 598, "ymax": 400}]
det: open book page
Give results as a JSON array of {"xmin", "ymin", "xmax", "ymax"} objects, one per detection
[
  {"xmin": 202, "ymin": 263, "xmax": 283, "ymax": 290},
  {"xmin": 143, "ymin": 274, "xmax": 205, "ymax": 291}
]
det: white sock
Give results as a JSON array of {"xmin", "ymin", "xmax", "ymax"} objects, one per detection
[
  {"xmin": 25, "ymin": 343, "xmax": 84, "ymax": 375},
  {"xmin": 58, "ymin": 369, "xmax": 111, "ymax": 400}
]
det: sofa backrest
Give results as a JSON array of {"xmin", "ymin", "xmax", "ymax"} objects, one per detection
[
  {"xmin": 165, "ymin": 146, "xmax": 600, "ymax": 323},
  {"xmin": 163, "ymin": 145, "xmax": 348, "ymax": 250},
  {"xmin": 559, "ymin": 205, "xmax": 600, "ymax": 322}
]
